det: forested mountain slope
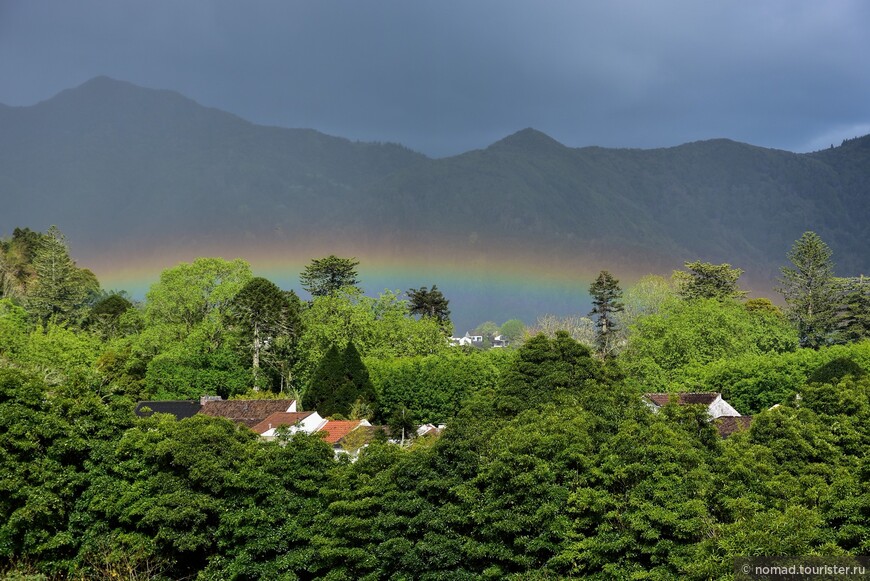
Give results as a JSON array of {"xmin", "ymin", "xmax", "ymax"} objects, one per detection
[{"xmin": 2, "ymin": 77, "xmax": 868, "ymax": 284}]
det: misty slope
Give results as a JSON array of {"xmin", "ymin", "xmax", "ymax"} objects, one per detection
[
  {"xmin": 2, "ymin": 77, "xmax": 869, "ymax": 284},
  {"xmin": 367, "ymin": 128, "xmax": 869, "ymax": 280},
  {"xmin": 0, "ymin": 77, "xmax": 425, "ymax": 249}
]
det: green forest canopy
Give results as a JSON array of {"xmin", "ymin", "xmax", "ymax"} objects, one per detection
[{"xmin": 1, "ymin": 226, "xmax": 869, "ymax": 579}]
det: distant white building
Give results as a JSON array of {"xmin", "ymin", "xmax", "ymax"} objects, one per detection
[
  {"xmin": 449, "ymin": 332, "xmax": 484, "ymax": 347},
  {"xmin": 416, "ymin": 423, "xmax": 446, "ymax": 437},
  {"xmin": 643, "ymin": 392, "xmax": 741, "ymax": 419}
]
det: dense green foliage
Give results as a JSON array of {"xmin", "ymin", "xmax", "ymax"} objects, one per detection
[
  {"xmin": 293, "ymin": 288, "xmax": 447, "ymax": 389},
  {"xmin": 2, "ymin": 226, "xmax": 870, "ymax": 579},
  {"xmin": 0, "ymin": 228, "xmax": 43, "ymax": 302},
  {"xmin": 622, "ymin": 296, "xmax": 799, "ymax": 388},
  {"xmin": 367, "ymin": 348, "xmax": 513, "ymax": 423},
  {"xmin": 498, "ymin": 318, "xmax": 526, "ymax": 344}
]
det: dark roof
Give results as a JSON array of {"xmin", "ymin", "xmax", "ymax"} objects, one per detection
[
  {"xmin": 715, "ymin": 416, "xmax": 753, "ymax": 437},
  {"xmin": 134, "ymin": 400, "xmax": 201, "ymax": 420},
  {"xmin": 645, "ymin": 392, "xmax": 720, "ymax": 407},
  {"xmin": 251, "ymin": 411, "xmax": 314, "ymax": 434},
  {"xmin": 199, "ymin": 399, "xmax": 296, "ymax": 427}
]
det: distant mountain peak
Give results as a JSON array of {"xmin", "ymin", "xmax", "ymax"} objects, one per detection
[
  {"xmin": 32, "ymin": 76, "xmax": 208, "ymax": 114},
  {"xmin": 79, "ymin": 75, "xmax": 125, "ymax": 87},
  {"xmin": 487, "ymin": 128, "xmax": 566, "ymax": 152},
  {"xmin": 65, "ymin": 75, "xmax": 188, "ymax": 102}
]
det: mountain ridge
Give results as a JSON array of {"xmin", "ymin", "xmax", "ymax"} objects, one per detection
[{"xmin": 2, "ymin": 77, "xmax": 869, "ymax": 300}]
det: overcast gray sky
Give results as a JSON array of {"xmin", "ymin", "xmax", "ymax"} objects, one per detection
[{"xmin": 1, "ymin": 0, "xmax": 868, "ymax": 157}]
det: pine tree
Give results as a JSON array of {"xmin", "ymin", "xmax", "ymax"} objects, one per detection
[
  {"xmin": 777, "ymin": 232, "xmax": 838, "ymax": 349},
  {"xmin": 227, "ymin": 277, "xmax": 303, "ymax": 389},
  {"xmin": 673, "ymin": 261, "xmax": 747, "ymax": 301},
  {"xmin": 340, "ymin": 342, "xmax": 377, "ymax": 415},
  {"xmin": 304, "ymin": 345, "xmax": 345, "ymax": 416},
  {"xmin": 304, "ymin": 342, "xmax": 376, "ymax": 418},
  {"xmin": 407, "ymin": 285, "xmax": 451, "ymax": 328},
  {"xmin": 836, "ymin": 276, "xmax": 870, "ymax": 343},
  {"xmin": 27, "ymin": 226, "xmax": 98, "ymax": 325},
  {"xmin": 300, "ymin": 255, "xmax": 360, "ymax": 297},
  {"xmin": 588, "ymin": 270, "xmax": 624, "ymax": 358}
]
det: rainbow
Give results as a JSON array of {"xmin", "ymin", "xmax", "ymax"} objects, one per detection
[{"xmin": 84, "ymin": 236, "xmax": 669, "ymax": 332}]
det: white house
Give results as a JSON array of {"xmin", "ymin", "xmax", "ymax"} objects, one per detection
[
  {"xmin": 252, "ymin": 410, "xmax": 327, "ymax": 440},
  {"xmin": 449, "ymin": 332, "xmax": 484, "ymax": 347},
  {"xmin": 643, "ymin": 392, "xmax": 741, "ymax": 419}
]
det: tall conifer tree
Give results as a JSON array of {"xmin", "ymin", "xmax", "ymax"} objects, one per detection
[
  {"xmin": 836, "ymin": 276, "xmax": 870, "ymax": 343},
  {"xmin": 778, "ymin": 231, "xmax": 838, "ymax": 349},
  {"xmin": 228, "ymin": 277, "xmax": 303, "ymax": 389},
  {"xmin": 28, "ymin": 226, "xmax": 98, "ymax": 325},
  {"xmin": 588, "ymin": 270, "xmax": 624, "ymax": 358},
  {"xmin": 304, "ymin": 342, "xmax": 376, "ymax": 417}
]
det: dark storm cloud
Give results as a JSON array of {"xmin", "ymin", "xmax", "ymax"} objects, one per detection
[{"xmin": 1, "ymin": 0, "xmax": 869, "ymax": 156}]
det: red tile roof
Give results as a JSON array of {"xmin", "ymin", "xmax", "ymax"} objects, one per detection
[
  {"xmin": 251, "ymin": 411, "xmax": 313, "ymax": 434},
  {"xmin": 318, "ymin": 420, "xmax": 364, "ymax": 444},
  {"xmin": 199, "ymin": 399, "xmax": 297, "ymax": 427},
  {"xmin": 645, "ymin": 392, "xmax": 720, "ymax": 407},
  {"xmin": 715, "ymin": 416, "xmax": 753, "ymax": 437}
]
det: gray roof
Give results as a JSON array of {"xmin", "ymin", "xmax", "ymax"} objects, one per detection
[{"xmin": 134, "ymin": 400, "xmax": 201, "ymax": 420}]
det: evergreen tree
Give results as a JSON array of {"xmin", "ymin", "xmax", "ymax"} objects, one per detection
[
  {"xmin": 27, "ymin": 226, "xmax": 98, "ymax": 325},
  {"xmin": 836, "ymin": 276, "xmax": 870, "ymax": 343},
  {"xmin": 227, "ymin": 277, "xmax": 303, "ymax": 389},
  {"xmin": 342, "ymin": 342, "xmax": 374, "ymax": 399},
  {"xmin": 588, "ymin": 270, "xmax": 624, "ymax": 358},
  {"xmin": 304, "ymin": 342, "xmax": 376, "ymax": 417},
  {"xmin": 304, "ymin": 344, "xmax": 344, "ymax": 415},
  {"xmin": 778, "ymin": 232, "xmax": 838, "ymax": 348},
  {"xmin": 300, "ymin": 255, "xmax": 360, "ymax": 297},
  {"xmin": 673, "ymin": 261, "xmax": 747, "ymax": 301},
  {"xmin": 407, "ymin": 284, "xmax": 451, "ymax": 328},
  {"xmin": 0, "ymin": 228, "xmax": 44, "ymax": 302}
]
